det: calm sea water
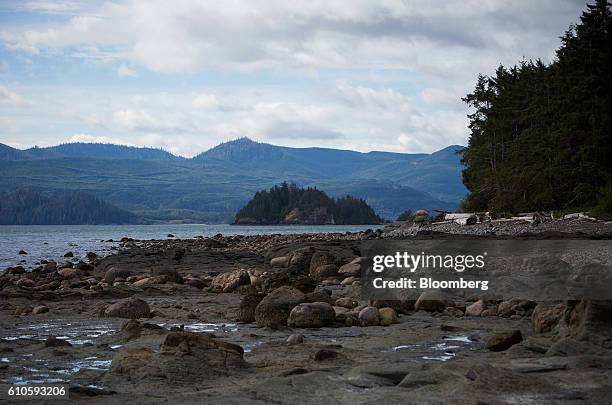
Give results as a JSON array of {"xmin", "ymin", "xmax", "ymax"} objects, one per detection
[{"xmin": 0, "ymin": 224, "xmax": 381, "ymax": 270}]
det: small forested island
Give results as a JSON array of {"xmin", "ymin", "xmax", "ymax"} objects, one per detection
[
  {"xmin": 233, "ymin": 182, "xmax": 384, "ymax": 225},
  {"xmin": 0, "ymin": 189, "xmax": 139, "ymax": 225}
]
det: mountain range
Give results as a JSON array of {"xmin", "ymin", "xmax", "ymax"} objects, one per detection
[{"xmin": 0, "ymin": 138, "xmax": 466, "ymax": 223}]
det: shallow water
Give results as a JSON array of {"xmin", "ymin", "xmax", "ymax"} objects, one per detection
[
  {"xmin": 0, "ymin": 224, "xmax": 380, "ymax": 269},
  {"xmin": 385, "ymin": 334, "xmax": 483, "ymax": 361}
]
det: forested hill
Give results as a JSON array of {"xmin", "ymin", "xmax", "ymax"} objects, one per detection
[
  {"xmin": 234, "ymin": 183, "xmax": 384, "ymax": 225},
  {"xmin": 0, "ymin": 189, "xmax": 139, "ymax": 225},
  {"xmin": 461, "ymin": 0, "xmax": 612, "ymax": 216}
]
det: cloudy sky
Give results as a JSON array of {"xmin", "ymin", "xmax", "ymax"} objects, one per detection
[{"xmin": 0, "ymin": 0, "xmax": 587, "ymax": 156}]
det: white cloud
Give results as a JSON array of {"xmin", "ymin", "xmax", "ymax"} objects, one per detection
[
  {"xmin": 69, "ymin": 133, "xmax": 131, "ymax": 145},
  {"xmin": 117, "ymin": 64, "xmax": 137, "ymax": 78},
  {"xmin": 192, "ymin": 93, "xmax": 219, "ymax": 109},
  {"xmin": 0, "ymin": 86, "xmax": 26, "ymax": 105}
]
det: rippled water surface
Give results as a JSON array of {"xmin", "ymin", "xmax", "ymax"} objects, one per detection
[{"xmin": 0, "ymin": 224, "xmax": 381, "ymax": 269}]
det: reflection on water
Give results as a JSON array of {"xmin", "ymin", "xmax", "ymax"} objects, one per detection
[{"xmin": 385, "ymin": 334, "xmax": 482, "ymax": 362}]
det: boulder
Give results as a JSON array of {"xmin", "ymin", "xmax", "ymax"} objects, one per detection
[
  {"xmin": 110, "ymin": 332, "xmax": 246, "ymax": 383},
  {"xmin": 286, "ymin": 333, "xmax": 304, "ymax": 345},
  {"xmin": 103, "ymin": 298, "xmax": 151, "ymax": 319},
  {"xmin": 132, "ymin": 276, "xmax": 166, "ymax": 287},
  {"xmin": 310, "ymin": 264, "xmax": 338, "ymax": 280},
  {"xmin": 58, "ymin": 268, "xmax": 79, "ymax": 279},
  {"xmin": 211, "ymin": 270, "xmax": 250, "ymax": 293},
  {"xmin": 120, "ymin": 319, "xmax": 142, "ymax": 341},
  {"xmin": 254, "ymin": 286, "xmax": 305, "ymax": 328},
  {"xmin": 379, "ymin": 307, "xmax": 399, "ymax": 326},
  {"xmin": 414, "ymin": 290, "xmax": 451, "ymax": 312},
  {"xmin": 309, "ymin": 252, "xmax": 337, "ymax": 274},
  {"xmin": 304, "ymin": 290, "xmax": 334, "ymax": 305},
  {"xmin": 487, "ymin": 330, "xmax": 523, "ymax": 352},
  {"xmin": 270, "ymin": 256, "xmax": 290, "ymax": 268},
  {"xmin": 236, "ymin": 294, "xmax": 265, "ymax": 323},
  {"xmin": 32, "ymin": 305, "xmax": 49, "ymax": 315},
  {"xmin": 287, "ymin": 302, "xmax": 335, "ymax": 328},
  {"xmin": 288, "ymin": 247, "xmax": 315, "ymax": 272},
  {"xmin": 532, "ymin": 303, "xmax": 565, "ymax": 334},
  {"xmin": 15, "ymin": 278, "xmax": 35, "ymax": 288},
  {"xmin": 338, "ymin": 259, "xmax": 362, "ymax": 277},
  {"xmin": 359, "ymin": 306, "xmax": 380, "ymax": 326},
  {"xmin": 413, "ymin": 209, "xmax": 430, "ymax": 223},
  {"xmin": 335, "ymin": 297, "xmax": 358, "ymax": 309},
  {"xmin": 567, "ymin": 300, "xmax": 612, "ymax": 347},
  {"xmin": 152, "ymin": 267, "xmax": 182, "ymax": 283},
  {"xmin": 340, "ymin": 276, "xmax": 356, "ymax": 285},
  {"xmin": 104, "ymin": 267, "xmax": 132, "ymax": 284},
  {"xmin": 465, "ymin": 300, "xmax": 486, "ymax": 317},
  {"xmin": 45, "ymin": 336, "xmax": 72, "ymax": 347}
]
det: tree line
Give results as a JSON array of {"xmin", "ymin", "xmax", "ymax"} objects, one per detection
[
  {"xmin": 234, "ymin": 182, "xmax": 383, "ymax": 225},
  {"xmin": 461, "ymin": 0, "xmax": 612, "ymax": 216},
  {"xmin": 0, "ymin": 189, "xmax": 139, "ymax": 225}
]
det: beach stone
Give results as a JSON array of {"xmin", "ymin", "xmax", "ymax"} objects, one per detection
[
  {"xmin": 64, "ymin": 251, "xmax": 74, "ymax": 257},
  {"xmin": 18, "ymin": 250, "xmax": 27, "ymax": 255},
  {"xmin": 413, "ymin": 209, "xmax": 430, "ymax": 223},
  {"xmin": 415, "ymin": 290, "xmax": 451, "ymax": 312},
  {"xmin": 152, "ymin": 267, "xmax": 182, "ymax": 283},
  {"xmin": 310, "ymin": 264, "xmax": 338, "ymax": 280},
  {"xmin": 313, "ymin": 349, "xmax": 338, "ymax": 361},
  {"xmin": 104, "ymin": 267, "xmax": 132, "ymax": 284},
  {"xmin": 45, "ymin": 336, "xmax": 72, "ymax": 347},
  {"xmin": 58, "ymin": 268, "xmax": 79, "ymax": 279},
  {"xmin": 120, "ymin": 319, "xmax": 142, "ymax": 341},
  {"xmin": 335, "ymin": 297, "xmax": 357, "ymax": 309},
  {"xmin": 338, "ymin": 260, "xmax": 361, "ymax": 277},
  {"xmin": 32, "ymin": 305, "xmax": 49, "ymax": 314},
  {"xmin": 103, "ymin": 298, "xmax": 151, "ymax": 319},
  {"xmin": 6, "ymin": 266, "xmax": 25, "ymax": 275},
  {"xmin": 254, "ymin": 286, "xmax": 305, "ymax": 328},
  {"xmin": 465, "ymin": 300, "xmax": 486, "ymax": 317},
  {"xmin": 286, "ymin": 333, "xmax": 304, "ymax": 345},
  {"xmin": 567, "ymin": 300, "xmax": 612, "ymax": 347},
  {"xmin": 133, "ymin": 276, "xmax": 167, "ymax": 287},
  {"xmin": 15, "ymin": 278, "xmax": 35, "ymax": 288},
  {"xmin": 270, "ymin": 256, "xmax": 290, "ymax": 268},
  {"xmin": 236, "ymin": 294, "xmax": 265, "ymax": 323},
  {"xmin": 289, "ymin": 247, "xmax": 315, "ymax": 272},
  {"xmin": 340, "ymin": 276, "xmax": 356, "ymax": 285},
  {"xmin": 287, "ymin": 302, "xmax": 335, "ymax": 328},
  {"xmin": 86, "ymin": 252, "xmax": 98, "ymax": 259},
  {"xmin": 43, "ymin": 262, "xmax": 57, "ymax": 273},
  {"xmin": 211, "ymin": 270, "xmax": 250, "ymax": 293},
  {"xmin": 481, "ymin": 308, "xmax": 498, "ymax": 317},
  {"xmin": 184, "ymin": 278, "xmax": 206, "ymax": 289},
  {"xmin": 304, "ymin": 290, "xmax": 334, "ymax": 305},
  {"xmin": 487, "ymin": 330, "xmax": 523, "ymax": 352},
  {"xmin": 309, "ymin": 252, "xmax": 337, "ymax": 274},
  {"xmin": 359, "ymin": 306, "xmax": 380, "ymax": 326},
  {"xmin": 379, "ymin": 307, "xmax": 399, "ymax": 326},
  {"xmin": 532, "ymin": 303, "xmax": 565, "ymax": 334}
]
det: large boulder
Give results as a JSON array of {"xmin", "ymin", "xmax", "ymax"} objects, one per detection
[
  {"xmin": 465, "ymin": 300, "xmax": 486, "ymax": 317},
  {"xmin": 254, "ymin": 286, "xmax": 305, "ymax": 328},
  {"xmin": 487, "ymin": 330, "xmax": 523, "ymax": 352},
  {"xmin": 104, "ymin": 267, "xmax": 132, "ymax": 284},
  {"xmin": 103, "ymin": 298, "xmax": 151, "ymax": 319},
  {"xmin": 310, "ymin": 264, "xmax": 339, "ymax": 281},
  {"xmin": 379, "ymin": 307, "xmax": 399, "ymax": 326},
  {"xmin": 414, "ymin": 290, "xmax": 451, "ymax": 312},
  {"xmin": 236, "ymin": 294, "xmax": 265, "ymax": 323},
  {"xmin": 359, "ymin": 306, "xmax": 380, "ymax": 326},
  {"xmin": 338, "ymin": 259, "xmax": 362, "ymax": 278},
  {"xmin": 287, "ymin": 302, "xmax": 336, "ymax": 328},
  {"xmin": 109, "ymin": 332, "xmax": 247, "ymax": 383},
  {"xmin": 211, "ymin": 270, "xmax": 250, "ymax": 293},
  {"xmin": 270, "ymin": 256, "xmax": 290, "ymax": 268},
  {"xmin": 288, "ymin": 247, "xmax": 315, "ymax": 272},
  {"xmin": 532, "ymin": 303, "xmax": 565, "ymax": 334},
  {"xmin": 309, "ymin": 252, "xmax": 337, "ymax": 274},
  {"xmin": 566, "ymin": 300, "xmax": 612, "ymax": 348}
]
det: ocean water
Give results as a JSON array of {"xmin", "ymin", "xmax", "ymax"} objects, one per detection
[{"xmin": 0, "ymin": 224, "xmax": 381, "ymax": 270}]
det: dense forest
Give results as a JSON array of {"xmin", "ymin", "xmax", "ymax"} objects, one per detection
[
  {"xmin": 461, "ymin": 0, "xmax": 612, "ymax": 216},
  {"xmin": 234, "ymin": 182, "xmax": 383, "ymax": 225},
  {"xmin": 0, "ymin": 189, "xmax": 139, "ymax": 225}
]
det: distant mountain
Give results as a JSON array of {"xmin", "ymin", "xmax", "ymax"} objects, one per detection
[
  {"xmin": 0, "ymin": 142, "xmax": 178, "ymax": 161},
  {"xmin": 0, "ymin": 189, "xmax": 139, "ymax": 225},
  {"xmin": 0, "ymin": 138, "xmax": 466, "ymax": 222}
]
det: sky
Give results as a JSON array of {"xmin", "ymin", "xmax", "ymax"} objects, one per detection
[{"xmin": 0, "ymin": 0, "xmax": 588, "ymax": 157}]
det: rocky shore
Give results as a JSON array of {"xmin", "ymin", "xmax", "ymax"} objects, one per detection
[{"xmin": 1, "ymin": 218, "xmax": 612, "ymax": 404}]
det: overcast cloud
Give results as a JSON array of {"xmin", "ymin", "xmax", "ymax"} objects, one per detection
[{"xmin": 0, "ymin": 0, "xmax": 587, "ymax": 156}]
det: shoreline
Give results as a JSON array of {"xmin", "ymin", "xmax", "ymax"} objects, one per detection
[{"xmin": 1, "ymin": 219, "xmax": 611, "ymax": 403}]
